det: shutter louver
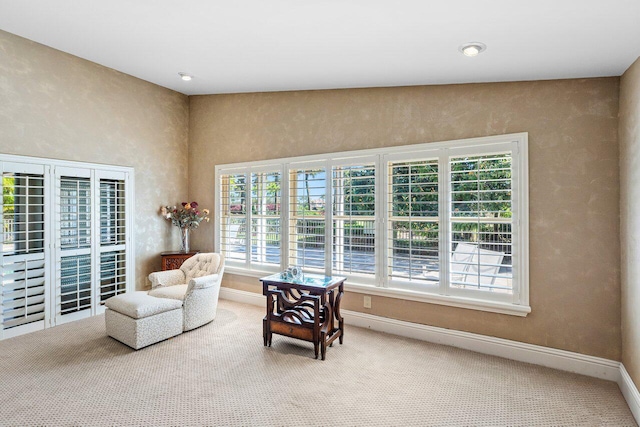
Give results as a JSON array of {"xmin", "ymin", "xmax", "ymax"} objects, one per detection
[
  {"xmin": 251, "ymin": 171, "xmax": 281, "ymax": 267},
  {"xmin": 100, "ymin": 180, "xmax": 126, "ymax": 246},
  {"xmin": 220, "ymin": 173, "xmax": 248, "ymax": 262},
  {"xmin": 99, "ymin": 177, "xmax": 126, "ymax": 304},
  {"xmin": 57, "ymin": 175, "xmax": 92, "ymax": 319},
  {"xmin": 388, "ymin": 159, "xmax": 440, "ymax": 284},
  {"xmin": 289, "ymin": 168, "xmax": 326, "ymax": 271},
  {"xmin": 1, "ymin": 255, "xmax": 46, "ymax": 330},
  {"xmin": 449, "ymin": 153, "xmax": 513, "ymax": 292},
  {"xmin": 60, "ymin": 178, "xmax": 91, "ymax": 249},
  {"xmin": 59, "ymin": 254, "xmax": 91, "ymax": 315},
  {"xmin": 332, "ymin": 164, "xmax": 376, "ymax": 277},
  {"xmin": 99, "ymin": 250, "xmax": 126, "ymax": 303},
  {"xmin": 2, "ymin": 172, "xmax": 47, "ymax": 334}
]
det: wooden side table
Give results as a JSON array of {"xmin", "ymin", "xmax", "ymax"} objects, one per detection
[
  {"xmin": 160, "ymin": 251, "xmax": 199, "ymax": 271},
  {"xmin": 260, "ymin": 273, "xmax": 345, "ymax": 360}
]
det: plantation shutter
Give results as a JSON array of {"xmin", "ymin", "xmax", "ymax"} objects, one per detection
[
  {"xmin": 386, "ymin": 157, "xmax": 440, "ymax": 288},
  {"xmin": 1, "ymin": 163, "xmax": 48, "ymax": 338},
  {"xmin": 251, "ymin": 170, "xmax": 282, "ymax": 268},
  {"xmin": 220, "ymin": 172, "xmax": 248, "ymax": 263},
  {"xmin": 55, "ymin": 168, "xmax": 93, "ymax": 323},
  {"xmin": 97, "ymin": 173, "xmax": 127, "ymax": 308},
  {"xmin": 449, "ymin": 153, "xmax": 513, "ymax": 293},
  {"xmin": 332, "ymin": 163, "xmax": 376, "ymax": 280},
  {"xmin": 288, "ymin": 166, "xmax": 326, "ymax": 272}
]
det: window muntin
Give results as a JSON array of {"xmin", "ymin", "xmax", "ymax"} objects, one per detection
[{"xmin": 216, "ymin": 134, "xmax": 527, "ymax": 311}]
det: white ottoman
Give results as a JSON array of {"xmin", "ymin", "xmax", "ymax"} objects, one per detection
[{"xmin": 105, "ymin": 291, "xmax": 183, "ymax": 350}]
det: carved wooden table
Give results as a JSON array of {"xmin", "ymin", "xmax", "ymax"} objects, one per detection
[
  {"xmin": 160, "ymin": 251, "xmax": 199, "ymax": 271},
  {"xmin": 260, "ymin": 273, "xmax": 345, "ymax": 360}
]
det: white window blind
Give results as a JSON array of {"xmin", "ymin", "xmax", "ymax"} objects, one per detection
[
  {"xmin": 449, "ymin": 153, "xmax": 513, "ymax": 293},
  {"xmin": 332, "ymin": 164, "xmax": 376, "ymax": 278},
  {"xmin": 387, "ymin": 159, "xmax": 440, "ymax": 286},
  {"xmin": 59, "ymin": 177, "xmax": 91, "ymax": 249},
  {"xmin": 99, "ymin": 179, "xmax": 126, "ymax": 246},
  {"xmin": 58, "ymin": 254, "xmax": 92, "ymax": 316},
  {"xmin": 220, "ymin": 173, "xmax": 248, "ymax": 263},
  {"xmin": 99, "ymin": 250, "xmax": 126, "ymax": 303},
  {"xmin": 289, "ymin": 167, "xmax": 326, "ymax": 271},
  {"xmin": 251, "ymin": 171, "xmax": 281, "ymax": 267},
  {"xmin": 1, "ymin": 169, "xmax": 47, "ymax": 336},
  {"xmin": 56, "ymin": 173, "xmax": 92, "ymax": 320},
  {"xmin": 98, "ymin": 177, "xmax": 127, "ymax": 304}
]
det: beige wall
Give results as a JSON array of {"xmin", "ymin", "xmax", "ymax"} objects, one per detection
[
  {"xmin": 0, "ymin": 30, "xmax": 190, "ymax": 290},
  {"xmin": 620, "ymin": 56, "xmax": 640, "ymax": 388},
  {"xmin": 189, "ymin": 78, "xmax": 621, "ymax": 360}
]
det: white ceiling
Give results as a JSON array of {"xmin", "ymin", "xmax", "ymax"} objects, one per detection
[{"xmin": 1, "ymin": 0, "xmax": 640, "ymax": 96}]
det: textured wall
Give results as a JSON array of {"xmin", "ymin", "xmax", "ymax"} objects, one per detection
[
  {"xmin": 620, "ymin": 57, "xmax": 640, "ymax": 388},
  {"xmin": 0, "ymin": 30, "xmax": 190, "ymax": 290},
  {"xmin": 189, "ymin": 78, "xmax": 621, "ymax": 359}
]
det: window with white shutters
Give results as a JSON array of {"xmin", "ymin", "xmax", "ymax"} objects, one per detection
[
  {"xmin": 59, "ymin": 177, "xmax": 91, "ymax": 249},
  {"xmin": 56, "ymin": 175, "xmax": 92, "ymax": 320},
  {"xmin": 289, "ymin": 167, "xmax": 326, "ymax": 271},
  {"xmin": 0, "ymin": 155, "xmax": 134, "ymax": 339},
  {"xmin": 251, "ymin": 171, "xmax": 281, "ymax": 267},
  {"xmin": 215, "ymin": 133, "xmax": 528, "ymax": 316},
  {"xmin": 387, "ymin": 159, "xmax": 439, "ymax": 289},
  {"xmin": 99, "ymin": 250, "xmax": 126, "ymax": 303},
  {"xmin": 449, "ymin": 153, "xmax": 513, "ymax": 294},
  {"xmin": 220, "ymin": 173, "xmax": 248, "ymax": 263},
  {"xmin": 98, "ymin": 177, "xmax": 127, "ymax": 303},
  {"xmin": 332, "ymin": 163, "xmax": 376, "ymax": 279},
  {"xmin": 1, "ymin": 169, "xmax": 47, "ymax": 337}
]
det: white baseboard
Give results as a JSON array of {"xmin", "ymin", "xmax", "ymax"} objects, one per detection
[
  {"xmin": 620, "ymin": 364, "xmax": 640, "ymax": 422},
  {"xmin": 219, "ymin": 287, "xmax": 639, "ymax": 424},
  {"xmin": 344, "ymin": 309, "xmax": 620, "ymax": 381}
]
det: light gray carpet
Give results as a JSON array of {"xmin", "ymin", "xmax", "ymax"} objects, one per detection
[{"xmin": 0, "ymin": 299, "xmax": 635, "ymax": 427}]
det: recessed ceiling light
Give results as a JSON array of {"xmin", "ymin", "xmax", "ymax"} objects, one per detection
[
  {"xmin": 178, "ymin": 72, "xmax": 193, "ymax": 81},
  {"xmin": 459, "ymin": 42, "xmax": 487, "ymax": 57}
]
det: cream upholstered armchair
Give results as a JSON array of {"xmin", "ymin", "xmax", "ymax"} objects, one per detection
[{"xmin": 148, "ymin": 252, "xmax": 225, "ymax": 331}]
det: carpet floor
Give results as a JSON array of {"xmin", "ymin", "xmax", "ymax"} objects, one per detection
[{"xmin": 0, "ymin": 299, "xmax": 635, "ymax": 427}]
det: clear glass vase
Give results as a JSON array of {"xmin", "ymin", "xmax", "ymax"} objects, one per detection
[{"xmin": 180, "ymin": 227, "xmax": 190, "ymax": 253}]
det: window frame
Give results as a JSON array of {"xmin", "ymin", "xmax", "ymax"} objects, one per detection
[{"xmin": 215, "ymin": 133, "xmax": 529, "ymax": 316}]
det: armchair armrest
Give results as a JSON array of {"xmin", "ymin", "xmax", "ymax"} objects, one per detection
[
  {"xmin": 148, "ymin": 269, "xmax": 186, "ymax": 289},
  {"xmin": 188, "ymin": 274, "xmax": 220, "ymax": 291}
]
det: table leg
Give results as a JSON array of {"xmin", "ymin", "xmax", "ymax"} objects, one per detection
[
  {"xmin": 263, "ymin": 318, "xmax": 268, "ymax": 346},
  {"xmin": 336, "ymin": 283, "xmax": 344, "ymax": 344},
  {"xmin": 265, "ymin": 290, "xmax": 273, "ymax": 347},
  {"xmin": 321, "ymin": 333, "xmax": 327, "ymax": 360}
]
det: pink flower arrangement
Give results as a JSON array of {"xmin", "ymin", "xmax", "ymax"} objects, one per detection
[{"xmin": 160, "ymin": 201, "xmax": 210, "ymax": 230}]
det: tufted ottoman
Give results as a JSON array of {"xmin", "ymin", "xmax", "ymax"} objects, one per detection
[{"xmin": 105, "ymin": 291, "xmax": 183, "ymax": 350}]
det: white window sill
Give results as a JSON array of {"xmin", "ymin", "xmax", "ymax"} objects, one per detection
[{"xmin": 224, "ymin": 266, "xmax": 531, "ymax": 317}]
